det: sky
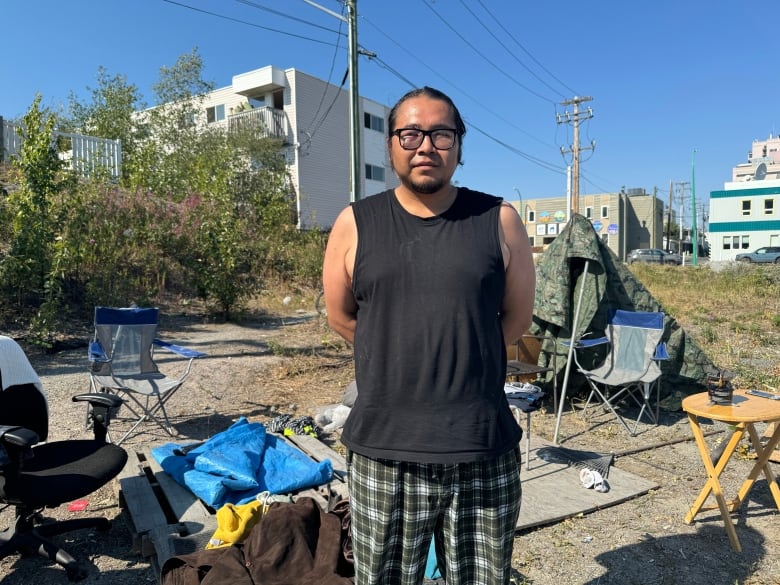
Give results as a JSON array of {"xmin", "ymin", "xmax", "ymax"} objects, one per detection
[{"xmin": 3, "ymin": 0, "xmax": 779, "ymax": 223}]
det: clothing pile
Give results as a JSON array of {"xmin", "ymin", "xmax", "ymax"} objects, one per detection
[
  {"xmin": 504, "ymin": 382, "xmax": 545, "ymax": 413},
  {"xmin": 161, "ymin": 497, "xmax": 355, "ymax": 585},
  {"xmin": 268, "ymin": 414, "xmax": 322, "ymax": 437}
]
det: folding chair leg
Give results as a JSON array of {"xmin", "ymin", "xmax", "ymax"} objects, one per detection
[
  {"xmin": 629, "ymin": 381, "xmax": 660, "ymax": 435},
  {"xmin": 110, "ymin": 392, "xmax": 178, "ymax": 445},
  {"xmin": 525, "ymin": 411, "xmax": 532, "ymax": 470},
  {"xmin": 580, "ymin": 383, "xmax": 637, "ymax": 437}
]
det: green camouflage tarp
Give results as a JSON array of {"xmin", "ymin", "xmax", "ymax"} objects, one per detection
[{"xmin": 529, "ymin": 214, "xmax": 716, "ymax": 410}]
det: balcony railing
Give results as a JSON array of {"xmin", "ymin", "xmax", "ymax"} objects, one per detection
[
  {"xmin": 1, "ymin": 117, "xmax": 122, "ymax": 179},
  {"xmin": 228, "ymin": 107, "xmax": 289, "ymax": 142}
]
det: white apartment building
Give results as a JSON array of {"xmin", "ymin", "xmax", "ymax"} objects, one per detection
[
  {"xmin": 197, "ymin": 65, "xmax": 398, "ymax": 229},
  {"xmin": 709, "ymin": 135, "xmax": 780, "ymax": 261}
]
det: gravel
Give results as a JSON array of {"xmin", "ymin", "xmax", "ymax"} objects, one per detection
[{"xmin": 2, "ymin": 311, "xmax": 780, "ymax": 585}]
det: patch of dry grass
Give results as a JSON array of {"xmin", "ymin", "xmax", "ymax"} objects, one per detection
[
  {"xmin": 248, "ymin": 264, "xmax": 780, "ymax": 422},
  {"xmin": 630, "ymin": 263, "xmax": 780, "ymax": 390}
]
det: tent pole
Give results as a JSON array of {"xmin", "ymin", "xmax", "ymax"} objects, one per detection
[{"xmin": 553, "ymin": 259, "xmax": 589, "ymax": 444}]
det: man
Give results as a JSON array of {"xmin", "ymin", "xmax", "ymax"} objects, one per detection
[{"xmin": 322, "ymin": 86, "xmax": 535, "ymax": 585}]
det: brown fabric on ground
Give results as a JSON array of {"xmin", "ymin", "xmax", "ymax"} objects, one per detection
[{"xmin": 161, "ymin": 497, "xmax": 354, "ymax": 585}]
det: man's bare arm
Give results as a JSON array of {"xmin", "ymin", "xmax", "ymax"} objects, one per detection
[
  {"xmin": 322, "ymin": 206, "xmax": 359, "ymax": 343},
  {"xmin": 499, "ymin": 202, "xmax": 536, "ymax": 345}
]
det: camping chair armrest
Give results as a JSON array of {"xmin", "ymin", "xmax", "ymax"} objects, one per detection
[
  {"xmin": 653, "ymin": 342, "xmax": 670, "ymax": 361},
  {"xmin": 88, "ymin": 340, "xmax": 110, "ymax": 363},
  {"xmin": 561, "ymin": 336, "xmax": 609, "ymax": 349},
  {"xmin": 562, "ymin": 336, "xmax": 610, "ymax": 373},
  {"xmin": 153, "ymin": 339, "xmax": 207, "ymax": 359}
]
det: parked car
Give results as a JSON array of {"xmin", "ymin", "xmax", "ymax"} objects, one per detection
[
  {"xmin": 628, "ymin": 248, "xmax": 682, "ymax": 265},
  {"xmin": 735, "ymin": 246, "xmax": 780, "ymax": 264}
]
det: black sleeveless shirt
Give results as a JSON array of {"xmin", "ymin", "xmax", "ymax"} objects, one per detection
[{"xmin": 341, "ymin": 188, "xmax": 521, "ymax": 464}]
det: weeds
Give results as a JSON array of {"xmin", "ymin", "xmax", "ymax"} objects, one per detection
[{"xmin": 631, "ymin": 263, "xmax": 780, "ymax": 390}]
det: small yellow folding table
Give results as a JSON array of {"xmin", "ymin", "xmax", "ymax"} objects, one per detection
[{"xmin": 682, "ymin": 389, "xmax": 780, "ymax": 552}]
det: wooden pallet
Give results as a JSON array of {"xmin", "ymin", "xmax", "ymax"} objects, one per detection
[{"xmin": 117, "ymin": 432, "xmax": 349, "ymax": 580}]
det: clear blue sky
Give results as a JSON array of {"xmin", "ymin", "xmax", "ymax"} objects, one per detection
[{"xmin": 3, "ymin": 0, "xmax": 778, "ymax": 221}]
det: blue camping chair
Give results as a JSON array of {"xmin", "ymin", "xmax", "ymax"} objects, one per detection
[
  {"xmin": 88, "ymin": 306, "xmax": 206, "ymax": 445},
  {"xmin": 570, "ymin": 310, "xmax": 668, "ymax": 436}
]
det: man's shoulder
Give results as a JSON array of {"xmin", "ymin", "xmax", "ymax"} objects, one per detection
[
  {"xmin": 352, "ymin": 188, "xmax": 394, "ymax": 210},
  {"xmin": 460, "ymin": 186, "xmax": 499, "ymax": 198},
  {"xmin": 360, "ymin": 188, "xmax": 395, "ymax": 201},
  {"xmin": 458, "ymin": 187, "xmax": 504, "ymax": 212}
]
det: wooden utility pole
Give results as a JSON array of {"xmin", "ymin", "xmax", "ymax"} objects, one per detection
[
  {"xmin": 557, "ymin": 96, "xmax": 594, "ymax": 217},
  {"xmin": 303, "ymin": 0, "xmax": 361, "ymax": 202},
  {"xmin": 347, "ymin": 0, "xmax": 360, "ymax": 202},
  {"xmin": 666, "ymin": 179, "xmax": 673, "ymax": 251}
]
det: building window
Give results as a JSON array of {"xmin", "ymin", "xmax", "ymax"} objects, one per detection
[
  {"xmin": 365, "ymin": 164, "xmax": 385, "ymax": 182},
  {"xmin": 723, "ymin": 236, "xmax": 733, "ymax": 250},
  {"xmin": 177, "ymin": 112, "xmax": 196, "ymax": 129},
  {"xmin": 528, "ymin": 237, "xmax": 535, "ymax": 247},
  {"xmin": 601, "ymin": 206, "xmax": 609, "ymax": 219},
  {"xmin": 248, "ymin": 96, "xmax": 265, "ymax": 108},
  {"xmin": 585, "ymin": 207, "xmax": 593, "ymax": 219},
  {"xmin": 741, "ymin": 200, "xmax": 751, "ymax": 216},
  {"xmin": 765, "ymin": 199, "xmax": 775, "ymax": 215},
  {"xmin": 364, "ymin": 113, "xmax": 384, "ymax": 133},
  {"xmin": 527, "ymin": 209, "xmax": 535, "ymax": 223},
  {"xmin": 206, "ymin": 104, "xmax": 226, "ymax": 124},
  {"xmin": 741, "ymin": 235, "xmax": 750, "ymax": 250}
]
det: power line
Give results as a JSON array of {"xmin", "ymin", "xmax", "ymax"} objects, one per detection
[
  {"xmin": 162, "ymin": 0, "xmax": 568, "ymax": 181},
  {"xmin": 457, "ymin": 0, "xmax": 567, "ymax": 99},
  {"xmin": 359, "ymin": 15, "xmax": 558, "ymax": 152},
  {"xmin": 475, "ymin": 0, "xmax": 580, "ymax": 98},
  {"xmin": 162, "ymin": 0, "xmax": 341, "ymax": 47},
  {"xmin": 467, "ymin": 125, "xmax": 566, "ymax": 175},
  {"xmin": 368, "ymin": 55, "xmax": 417, "ymax": 89},
  {"xmin": 361, "ymin": 43, "xmax": 565, "ymax": 176},
  {"xmin": 306, "ymin": 3, "xmax": 347, "ymax": 141},
  {"xmin": 234, "ymin": 0, "xmax": 344, "ymax": 36},
  {"xmin": 418, "ymin": 0, "xmax": 556, "ymax": 103}
]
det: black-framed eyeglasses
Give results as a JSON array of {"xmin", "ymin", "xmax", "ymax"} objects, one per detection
[{"xmin": 392, "ymin": 127, "xmax": 458, "ymax": 150}]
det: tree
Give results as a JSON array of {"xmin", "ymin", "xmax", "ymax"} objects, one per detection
[
  {"xmin": 67, "ymin": 66, "xmax": 143, "ymax": 184},
  {"xmin": 0, "ymin": 95, "xmax": 76, "ymax": 339},
  {"xmin": 173, "ymin": 126, "xmax": 297, "ymax": 317},
  {"xmin": 125, "ymin": 48, "xmax": 215, "ymax": 197},
  {"xmin": 0, "ymin": 50, "xmax": 316, "ymax": 329}
]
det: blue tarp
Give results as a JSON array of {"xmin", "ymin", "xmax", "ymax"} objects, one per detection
[{"xmin": 151, "ymin": 417, "xmax": 333, "ymax": 508}]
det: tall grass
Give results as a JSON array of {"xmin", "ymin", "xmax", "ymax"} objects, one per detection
[{"xmin": 631, "ymin": 263, "xmax": 780, "ymax": 389}]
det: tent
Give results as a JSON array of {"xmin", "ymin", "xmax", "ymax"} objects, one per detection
[{"xmin": 529, "ymin": 214, "xmax": 716, "ymax": 412}]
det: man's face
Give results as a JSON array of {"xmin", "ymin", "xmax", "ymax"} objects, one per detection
[{"xmin": 389, "ymin": 96, "xmax": 460, "ymax": 195}]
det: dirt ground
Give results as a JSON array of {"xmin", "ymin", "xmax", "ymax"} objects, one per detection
[{"xmin": 1, "ymin": 305, "xmax": 779, "ymax": 585}]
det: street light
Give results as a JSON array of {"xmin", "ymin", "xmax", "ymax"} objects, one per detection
[{"xmin": 514, "ymin": 188, "xmax": 523, "ymax": 223}]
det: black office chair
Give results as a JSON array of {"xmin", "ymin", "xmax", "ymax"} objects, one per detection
[{"xmin": 0, "ymin": 336, "xmax": 128, "ymax": 581}]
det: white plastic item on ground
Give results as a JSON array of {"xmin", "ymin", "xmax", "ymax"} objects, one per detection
[{"xmin": 314, "ymin": 403, "xmax": 352, "ymax": 432}]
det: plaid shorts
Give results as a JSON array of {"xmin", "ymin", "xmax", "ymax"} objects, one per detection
[{"xmin": 348, "ymin": 449, "xmax": 521, "ymax": 585}]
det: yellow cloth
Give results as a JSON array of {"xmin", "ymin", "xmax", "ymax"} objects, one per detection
[{"xmin": 206, "ymin": 499, "xmax": 265, "ymax": 549}]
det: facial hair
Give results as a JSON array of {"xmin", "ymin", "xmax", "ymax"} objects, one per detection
[{"xmin": 405, "ymin": 176, "xmax": 445, "ymax": 195}]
